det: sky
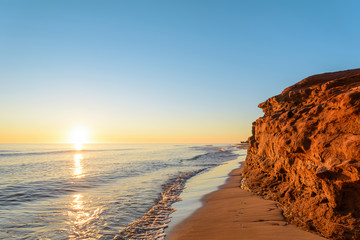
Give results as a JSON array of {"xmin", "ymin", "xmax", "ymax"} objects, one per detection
[{"xmin": 1, "ymin": 0, "xmax": 360, "ymax": 143}]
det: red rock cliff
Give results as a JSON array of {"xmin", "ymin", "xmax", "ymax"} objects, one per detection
[{"xmin": 243, "ymin": 69, "xmax": 360, "ymax": 239}]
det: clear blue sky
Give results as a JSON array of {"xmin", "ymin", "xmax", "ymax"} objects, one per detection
[{"xmin": 1, "ymin": 0, "xmax": 359, "ymax": 143}]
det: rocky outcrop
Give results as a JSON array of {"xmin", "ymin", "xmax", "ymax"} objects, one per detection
[{"xmin": 243, "ymin": 69, "xmax": 360, "ymax": 239}]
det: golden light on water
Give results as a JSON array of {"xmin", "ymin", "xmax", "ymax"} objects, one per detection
[
  {"xmin": 72, "ymin": 194, "xmax": 84, "ymax": 211},
  {"xmin": 70, "ymin": 193, "xmax": 101, "ymax": 225},
  {"xmin": 73, "ymin": 153, "xmax": 84, "ymax": 178},
  {"xmin": 68, "ymin": 193, "xmax": 103, "ymax": 239},
  {"xmin": 69, "ymin": 153, "xmax": 103, "ymax": 239}
]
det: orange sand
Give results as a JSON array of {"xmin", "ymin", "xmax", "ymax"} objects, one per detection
[{"xmin": 168, "ymin": 167, "xmax": 326, "ymax": 240}]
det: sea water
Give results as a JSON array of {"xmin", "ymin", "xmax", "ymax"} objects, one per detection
[{"xmin": 0, "ymin": 143, "xmax": 240, "ymax": 239}]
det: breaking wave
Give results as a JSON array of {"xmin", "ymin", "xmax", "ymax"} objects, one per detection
[{"xmin": 114, "ymin": 170, "xmax": 204, "ymax": 240}]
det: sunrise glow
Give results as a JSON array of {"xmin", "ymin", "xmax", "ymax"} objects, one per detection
[{"xmin": 68, "ymin": 127, "xmax": 90, "ymax": 150}]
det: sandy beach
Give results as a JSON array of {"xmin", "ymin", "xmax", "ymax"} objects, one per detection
[{"xmin": 168, "ymin": 164, "xmax": 326, "ymax": 240}]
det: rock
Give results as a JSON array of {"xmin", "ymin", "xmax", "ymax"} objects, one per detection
[{"xmin": 243, "ymin": 68, "xmax": 360, "ymax": 239}]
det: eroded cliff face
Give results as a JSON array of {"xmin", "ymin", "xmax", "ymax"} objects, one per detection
[{"xmin": 243, "ymin": 69, "xmax": 360, "ymax": 239}]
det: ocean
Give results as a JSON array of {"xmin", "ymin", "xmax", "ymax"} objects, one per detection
[{"xmin": 0, "ymin": 143, "xmax": 242, "ymax": 239}]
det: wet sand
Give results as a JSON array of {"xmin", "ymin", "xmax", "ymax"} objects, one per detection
[{"xmin": 168, "ymin": 166, "xmax": 326, "ymax": 240}]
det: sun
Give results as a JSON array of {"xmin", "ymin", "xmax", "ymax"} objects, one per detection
[{"xmin": 68, "ymin": 127, "xmax": 90, "ymax": 150}]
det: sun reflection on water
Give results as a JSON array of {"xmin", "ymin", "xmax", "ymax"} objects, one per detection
[
  {"xmin": 68, "ymin": 151, "xmax": 104, "ymax": 239},
  {"xmin": 73, "ymin": 154, "xmax": 84, "ymax": 178},
  {"xmin": 68, "ymin": 194, "xmax": 103, "ymax": 239}
]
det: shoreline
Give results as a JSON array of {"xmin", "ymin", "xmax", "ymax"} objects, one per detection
[
  {"xmin": 166, "ymin": 154, "xmax": 246, "ymax": 233},
  {"xmin": 167, "ymin": 164, "xmax": 326, "ymax": 240}
]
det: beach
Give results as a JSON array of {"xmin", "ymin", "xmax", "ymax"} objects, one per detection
[{"xmin": 168, "ymin": 163, "xmax": 326, "ymax": 240}]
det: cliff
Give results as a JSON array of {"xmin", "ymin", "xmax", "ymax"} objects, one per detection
[{"xmin": 243, "ymin": 68, "xmax": 360, "ymax": 239}]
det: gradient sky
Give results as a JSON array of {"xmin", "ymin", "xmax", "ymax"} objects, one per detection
[{"xmin": 1, "ymin": 0, "xmax": 360, "ymax": 143}]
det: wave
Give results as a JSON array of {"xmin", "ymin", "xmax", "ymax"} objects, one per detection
[
  {"xmin": 0, "ymin": 150, "xmax": 19, "ymax": 153},
  {"xmin": 0, "ymin": 160, "xmax": 184, "ymax": 208},
  {"xmin": 0, "ymin": 148, "xmax": 136, "ymax": 158},
  {"xmin": 0, "ymin": 179, "xmax": 95, "ymax": 207},
  {"xmin": 180, "ymin": 148, "xmax": 237, "ymax": 163},
  {"xmin": 113, "ymin": 169, "xmax": 205, "ymax": 240},
  {"xmin": 0, "ymin": 148, "xmax": 239, "ymax": 208}
]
